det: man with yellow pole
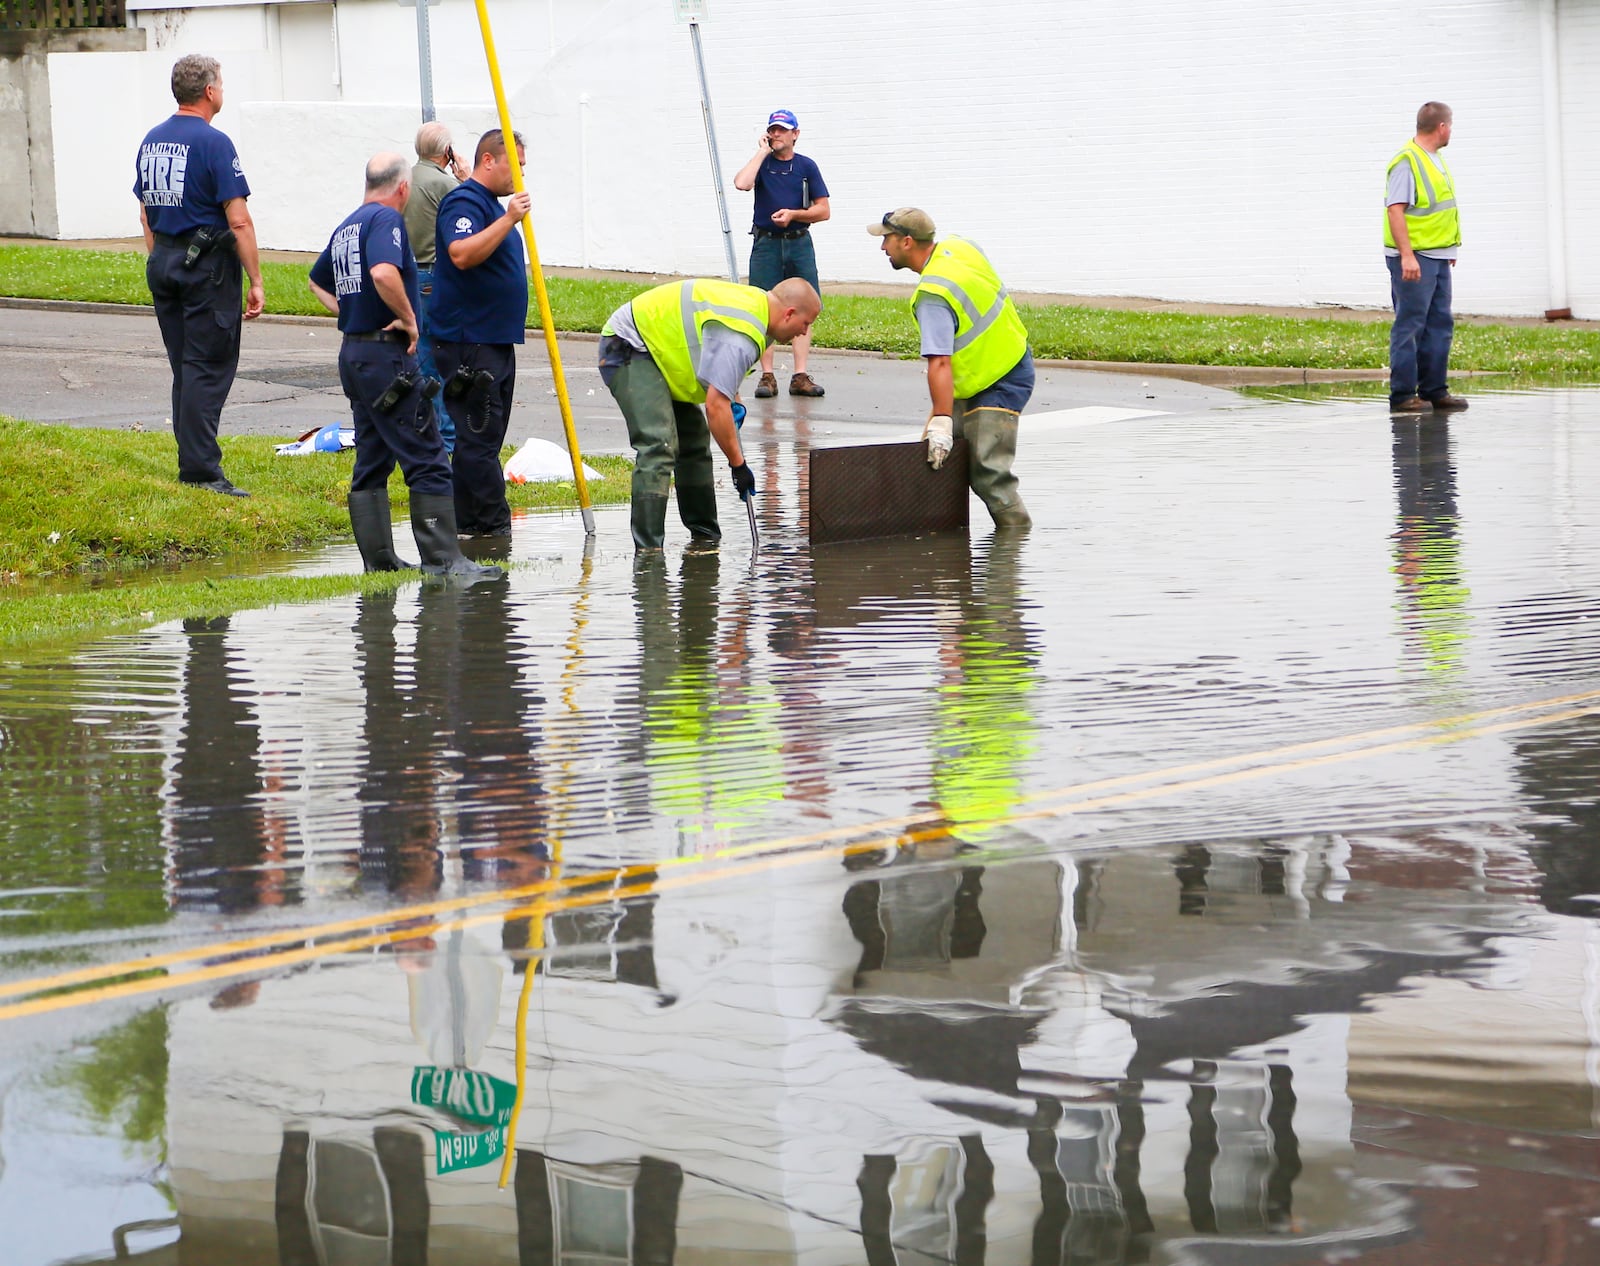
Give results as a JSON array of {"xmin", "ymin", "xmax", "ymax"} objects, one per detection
[
  {"xmin": 467, "ymin": 0, "xmax": 595, "ymax": 540},
  {"xmin": 598, "ymin": 277, "xmax": 820, "ymax": 551},
  {"xmin": 430, "ymin": 129, "xmax": 529, "ymax": 539}
]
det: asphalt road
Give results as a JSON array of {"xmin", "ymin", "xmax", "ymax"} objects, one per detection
[{"xmin": 0, "ymin": 301, "xmax": 1239, "ymax": 454}]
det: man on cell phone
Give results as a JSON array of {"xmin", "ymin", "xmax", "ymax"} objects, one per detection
[
  {"xmin": 733, "ymin": 109, "xmax": 830, "ymax": 399},
  {"xmin": 404, "ymin": 122, "xmax": 470, "ymax": 453}
]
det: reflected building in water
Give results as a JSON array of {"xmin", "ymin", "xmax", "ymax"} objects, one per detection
[
  {"xmin": 121, "ymin": 819, "xmax": 1600, "ymax": 1266},
  {"xmin": 18, "ymin": 519, "xmax": 1600, "ymax": 1265}
]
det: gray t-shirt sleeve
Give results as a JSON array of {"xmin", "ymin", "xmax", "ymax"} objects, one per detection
[
  {"xmin": 1385, "ymin": 161, "xmax": 1414, "ymax": 208},
  {"xmin": 914, "ymin": 296, "xmax": 958, "ymax": 357},
  {"xmin": 698, "ymin": 322, "xmax": 762, "ymax": 399}
]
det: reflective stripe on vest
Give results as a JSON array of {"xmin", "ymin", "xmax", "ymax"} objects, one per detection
[
  {"xmin": 1384, "ymin": 142, "xmax": 1461, "ymax": 252},
  {"xmin": 911, "ymin": 238, "xmax": 1030, "ymax": 399},
  {"xmin": 630, "ymin": 279, "xmax": 770, "ymax": 404}
]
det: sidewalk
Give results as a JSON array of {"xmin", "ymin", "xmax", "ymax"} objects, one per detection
[{"xmin": 13, "ymin": 235, "xmax": 1596, "ymax": 331}]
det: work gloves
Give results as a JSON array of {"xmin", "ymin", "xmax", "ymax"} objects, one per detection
[
  {"xmin": 923, "ymin": 413, "xmax": 954, "ymax": 470},
  {"xmin": 730, "ymin": 461, "xmax": 756, "ymax": 501}
]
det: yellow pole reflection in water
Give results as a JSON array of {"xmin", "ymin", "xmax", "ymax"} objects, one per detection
[{"xmin": 499, "ymin": 544, "xmax": 593, "ymax": 1186}]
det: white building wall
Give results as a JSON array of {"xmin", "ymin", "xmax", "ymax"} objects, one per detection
[
  {"xmin": 39, "ymin": 0, "xmax": 1600, "ymax": 316},
  {"xmin": 1557, "ymin": 0, "xmax": 1600, "ymax": 318}
]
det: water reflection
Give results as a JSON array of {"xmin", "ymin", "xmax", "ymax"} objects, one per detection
[
  {"xmin": 1391, "ymin": 417, "xmax": 1469, "ymax": 683},
  {"xmin": 22, "ymin": 826, "xmax": 1585, "ymax": 1265},
  {"xmin": 5, "ymin": 389, "xmax": 1600, "ymax": 1263}
]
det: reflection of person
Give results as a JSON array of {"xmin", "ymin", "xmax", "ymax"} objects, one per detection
[
  {"xmin": 169, "ymin": 617, "xmax": 270, "ymax": 913},
  {"xmin": 598, "ymin": 278, "xmax": 820, "ymax": 550},
  {"xmin": 134, "ymin": 53, "xmax": 264, "ymax": 497},
  {"xmin": 1391, "ymin": 416, "xmax": 1469, "ymax": 679},
  {"xmin": 308, "ymin": 152, "xmax": 502, "ymax": 580},
  {"xmin": 732, "ymin": 108, "xmax": 831, "ymax": 399},
  {"xmin": 1385, "ymin": 102, "xmax": 1467, "ymax": 415},
  {"xmin": 430, "ymin": 129, "xmax": 532, "ymax": 538},
  {"xmin": 352, "ymin": 581, "xmax": 547, "ymax": 895},
  {"xmin": 632, "ymin": 552, "xmax": 785, "ymax": 848},
  {"xmin": 869, "ymin": 208, "xmax": 1034, "ymax": 527},
  {"xmin": 403, "ymin": 122, "xmax": 470, "ymax": 454}
]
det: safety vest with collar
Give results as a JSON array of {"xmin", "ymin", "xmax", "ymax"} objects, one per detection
[
  {"xmin": 630, "ymin": 279, "xmax": 771, "ymax": 404},
  {"xmin": 1384, "ymin": 141, "xmax": 1461, "ymax": 252},
  {"xmin": 911, "ymin": 237, "xmax": 1030, "ymax": 400}
]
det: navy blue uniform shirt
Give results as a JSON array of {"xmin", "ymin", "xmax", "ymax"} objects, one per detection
[
  {"xmin": 751, "ymin": 152, "xmax": 827, "ymax": 230},
  {"xmin": 310, "ymin": 203, "xmax": 420, "ymax": 335},
  {"xmin": 133, "ymin": 114, "xmax": 251, "ymax": 237},
  {"xmin": 430, "ymin": 179, "xmax": 528, "ymax": 344}
]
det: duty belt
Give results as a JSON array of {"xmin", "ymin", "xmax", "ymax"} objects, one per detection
[
  {"xmin": 343, "ymin": 329, "xmax": 408, "ymax": 344},
  {"xmin": 752, "ymin": 226, "xmax": 809, "ymax": 240},
  {"xmin": 152, "ymin": 231, "xmax": 195, "ymax": 248}
]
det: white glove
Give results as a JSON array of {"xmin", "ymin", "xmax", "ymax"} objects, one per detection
[{"xmin": 923, "ymin": 414, "xmax": 954, "ymax": 470}]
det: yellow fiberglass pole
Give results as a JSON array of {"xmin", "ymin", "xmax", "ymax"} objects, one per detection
[{"xmin": 472, "ymin": 0, "xmax": 595, "ymax": 535}]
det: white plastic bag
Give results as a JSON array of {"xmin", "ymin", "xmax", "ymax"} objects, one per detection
[{"xmin": 504, "ymin": 437, "xmax": 600, "ymax": 484}]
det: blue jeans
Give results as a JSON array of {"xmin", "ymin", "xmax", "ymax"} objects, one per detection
[
  {"xmin": 415, "ymin": 267, "xmax": 454, "ymax": 453},
  {"xmin": 748, "ymin": 230, "xmax": 819, "ymax": 291},
  {"xmin": 1387, "ymin": 254, "xmax": 1454, "ymax": 405}
]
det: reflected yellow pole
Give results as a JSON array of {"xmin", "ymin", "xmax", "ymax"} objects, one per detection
[
  {"xmin": 497, "ymin": 911, "xmax": 542, "ymax": 1189},
  {"xmin": 497, "ymin": 545, "xmax": 593, "ymax": 1187},
  {"xmin": 471, "ymin": 0, "xmax": 595, "ymax": 535}
]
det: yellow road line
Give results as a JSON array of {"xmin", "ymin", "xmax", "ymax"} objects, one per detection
[{"xmin": 2, "ymin": 690, "xmax": 1596, "ymax": 1023}]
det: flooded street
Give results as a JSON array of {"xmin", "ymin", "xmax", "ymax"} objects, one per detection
[{"xmin": 3, "ymin": 386, "xmax": 1600, "ymax": 1264}]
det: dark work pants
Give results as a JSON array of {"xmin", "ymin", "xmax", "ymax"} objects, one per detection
[
  {"xmin": 414, "ymin": 267, "xmax": 453, "ymax": 453},
  {"xmin": 604, "ymin": 352, "xmax": 720, "ymax": 518},
  {"xmin": 1387, "ymin": 254, "xmax": 1454, "ymax": 405},
  {"xmin": 146, "ymin": 239, "xmax": 243, "ymax": 483},
  {"xmin": 434, "ymin": 340, "xmax": 515, "ymax": 535},
  {"xmin": 339, "ymin": 340, "xmax": 453, "ymax": 495}
]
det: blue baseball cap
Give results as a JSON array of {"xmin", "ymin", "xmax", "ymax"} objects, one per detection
[{"xmin": 766, "ymin": 109, "xmax": 798, "ymax": 130}]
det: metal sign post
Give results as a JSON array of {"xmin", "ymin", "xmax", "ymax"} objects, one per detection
[
  {"xmin": 676, "ymin": 1, "xmax": 740, "ymax": 283},
  {"xmin": 395, "ymin": 0, "xmax": 441, "ymax": 121}
]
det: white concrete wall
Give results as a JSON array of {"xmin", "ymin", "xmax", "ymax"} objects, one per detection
[{"xmin": 34, "ymin": 0, "xmax": 1600, "ymax": 316}]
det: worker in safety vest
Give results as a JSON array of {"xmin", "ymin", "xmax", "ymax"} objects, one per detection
[
  {"xmin": 1384, "ymin": 102, "xmax": 1467, "ymax": 415},
  {"xmin": 599, "ymin": 277, "xmax": 821, "ymax": 551},
  {"xmin": 869, "ymin": 208, "xmax": 1034, "ymax": 528}
]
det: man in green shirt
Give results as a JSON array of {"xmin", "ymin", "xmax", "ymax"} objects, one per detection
[{"xmin": 404, "ymin": 122, "xmax": 469, "ymax": 450}]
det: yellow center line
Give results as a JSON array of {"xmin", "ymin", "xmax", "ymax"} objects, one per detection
[{"xmin": 2, "ymin": 691, "xmax": 1596, "ymax": 1023}]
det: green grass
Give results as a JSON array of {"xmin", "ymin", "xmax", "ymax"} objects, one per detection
[
  {"xmin": 0, "ymin": 570, "xmax": 414, "ymax": 652},
  {"xmin": 0, "ymin": 416, "xmax": 631, "ymax": 648},
  {"xmin": 3, "ymin": 243, "xmax": 1597, "ymax": 379},
  {"xmin": 0, "ymin": 417, "xmax": 630, "ymax": 579}
]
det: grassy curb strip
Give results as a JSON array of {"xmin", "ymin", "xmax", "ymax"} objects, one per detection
[
  {"xmin": 0, "ymin": 572, "xmax": 415, "ymax": 654},
  {"xmin": 0, "ymin": 417, "xmax": 631, "ymax": 649},
  {"xmin": 0, "ymin": 417, "xmax": 631, "ymax": 579},
  {"xmin": 2, "ymin": 244, "xmax": 1596, "ymax": 379}
]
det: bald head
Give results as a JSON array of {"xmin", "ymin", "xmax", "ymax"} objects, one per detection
[
  {"xmin": 415, "ymin": 121, "xmax": 452, "ymax": 162},
  {"xmin": 363, "ymin": 151, "xmax": 410, "ymax": 210},
  {"xmin": 766, "ymin": 278, "xmax": 822, "ymax": 345}
]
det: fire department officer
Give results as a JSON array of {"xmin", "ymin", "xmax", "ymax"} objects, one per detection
[
  {"xmin": 308, "ymin": 152, "xmax": 503, "ymax": 581},
  {"xmin": 134, "ymin": 53, "xmax": 265, "ymax": 496}
]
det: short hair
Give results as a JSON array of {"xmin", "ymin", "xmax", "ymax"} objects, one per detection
[
  {"xmin": 365, "ymin": 154, "xmax": 408, "ymax": 194},
  {"xmin": 474, "ymin": 128, "xmax": 527, "ymax": 167},
  {"xmin": 171, "ymin": 55, "xmax": 221, "ymax": 107},
  {"xmin": 1417, "ymin": 101, "xmax": 1452, "ymax": 133},
  {"xmin": 415, "ymin": 121, "xmax": 452, "ymax": 161}
]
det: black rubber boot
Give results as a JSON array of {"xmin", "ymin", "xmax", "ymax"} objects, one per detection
[
  {"xmin": 674, "ymin": 478, "xmax": 722, "ymax": 543},
  {"xmin": 347, "ymin": 489, "xmax": 418, "ymax": 572},
  {"xmin": 408, "ymin": 492, "xmax": 506, "ymax": 581},
  {"xmin": 631, "ymin": 492, "xmax": 670, "ymax": 551}
]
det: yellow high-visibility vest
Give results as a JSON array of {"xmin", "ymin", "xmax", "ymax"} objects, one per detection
[
  {"xmin": 629, "ymin": 280, "xmax": 770, "ymax": 404},
  {"xmin": 1384, "ymin": 142, "xmax": 1461, "ymax": 252},
  {"xmin": 911, "ymin": 237, "xmax": 1030, "ymax": 399}
]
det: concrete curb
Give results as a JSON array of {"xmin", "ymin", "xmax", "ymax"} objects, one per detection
[{"xmin": 0, "ymin": 293, "xmax": 1407, "ymax": 388}]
